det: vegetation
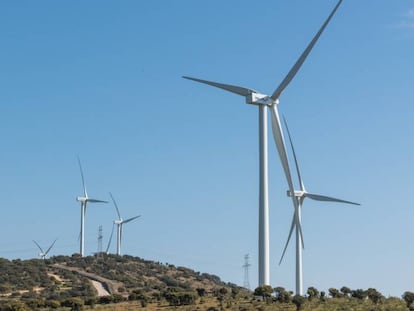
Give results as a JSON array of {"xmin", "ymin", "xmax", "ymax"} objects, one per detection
[{"xmin": 0, "ymin": 255, "xmax": 412, "ymax": 310}]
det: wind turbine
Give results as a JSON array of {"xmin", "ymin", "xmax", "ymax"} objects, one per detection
[
  {"xmin": 33, "ymin": 239, "xmax": 57, "ymax": 259},
  {"xmin": 109, "ymin": 193, "xmax": 141, "ymax": 256},
  {"xmin": 278, "ymin": 118, "xmax": 360, "ymax": 296},
  {"xmin": 76, "ymin": 157, "xmax": 107, "ymax": 257},
  {"xmin": 183, "ymin": 0, "xmax": 343, "ymax": 286}
]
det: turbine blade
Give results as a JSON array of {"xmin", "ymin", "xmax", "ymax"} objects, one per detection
[
  {"xmin": 296, "ymin": 205, "xmax": 305, "ymax": 249},
  {"xmin": 32, "ymin": 240, "xmax": 44, "ymax": 254},
  {"xmin": 283, "ymin": 116, "xmax": 305, "ymax": 191},
  {"xmin": 109, "ymin": 192, "xmax": 121, "ymax": 219},
  {"xmin": 279, "ymin": 212, "xmax": 296, "ymax": 265},
  {"xmin": 122, "ymin": 215, "xmax": 141, "ymax": 224},
  {"xmin": 270, "ymin": 107, "xmax": 304, "ymax": 245},
  {"xmin": 271, "ymin": 0, "xmax": 343, "ymax": 100},
  {"xmin": 77, "ymin": 156, "xmax": 88, "ymax": 198},
  {"xmin": 305, "ymin": 193, "xmax": 360, "ymax": 205},
  {"xmin": 106, "ymin": 223, "xmax": 115, "ymax": 254},
  {"xmin": 270, "ymin": 106, "xmax": 297, "ymax": 205},
  {"xmin": 87, "ymin": 199, "xmax": 108, "ymax": 203},
  {"xmin": 45, "ymin": 239, "xmax": 57, "ymax": 256},
  {"xmin": 183, "ymin": 76, "xmax": 257, "ymax": 97}
]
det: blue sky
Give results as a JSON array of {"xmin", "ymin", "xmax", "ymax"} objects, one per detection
[{"xmin": 1, "ymin": 0, "xmax": 414, "ymax": 297}]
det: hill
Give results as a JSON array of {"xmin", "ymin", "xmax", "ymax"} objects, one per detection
[
  {"xmin": 0, "ymin": 254, "xmax": 246, "ymax": 310},
  {"xmin": 0, "ymin": 255, "xmax": 412, "ymax": 311}
]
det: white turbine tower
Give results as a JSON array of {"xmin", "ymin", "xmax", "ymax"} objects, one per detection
[
  {"xmin": 183, "ymin": 0, "xmax": 343, "ymax": 286},
  {"xmin": 76, "ymin": 157, "xmax": 107, "ymax": 257},
  {"xmin": 33, "ymin": 239, "xmax": 57, "ymax": 259},
  {"xmin": 278, "ymin": 118, "xmax": 360, "ymax": 296},
  {"xmin": 109, "ymin": 193, "xmax": 141, "ymax": 256}
]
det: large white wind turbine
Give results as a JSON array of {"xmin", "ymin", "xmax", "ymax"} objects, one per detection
[
  {"xmin": 278, "ymin": 118, "xmax": 360, "ymax": 296},
  {"xmin": 33, "ymin": 239, "xmax": 57, "ymax": 259},
  {"xmin": 183, "ymin": 0, "xmax": 343, "ymax": 286},
  {"xmin": 76, "ymin": 157, "xmax": 107, "ymax": 257},
  {"xmin": 109, "ymin": 193, "xmax": 141, "ymax": 256}
]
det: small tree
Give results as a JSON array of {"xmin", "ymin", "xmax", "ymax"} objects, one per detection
[
  {"xmin": 217, "ymin": 287, "xmax": 228, "ymax": 307},
  {"xmin": 84, "ymin": 296, "xmax": 97, "ymax": 308},
  {"xmin": 366, "ymin": 288, "xmax": 383, "ymax": 304},
  {"xmin": 62, "ymin": 298, "xmax": 84, "ymax": 311},
  {"xmin": 254, "ymin": 285, "xmax": 273, "ymax": 301},
  {"xmin": 25, "ymin": 298, "xmax": 45, "ymax": 309},
  {"xmin": 340, "ymin": 286, "xmax": 351, "ymax": 297},
  {"xmin": 292, "ymin": 295, "xmax": 306, "ymax": 311},
  {"xmin": 274, "ymin": 286, "xmax": 292, "ymax": 303},
  {"xmin": 319, "ymin": 291, "xmax": 326, "ymax": 302},
  {"xmin": 351, "ymin": 289, "xmax": 367, "ymax": 300},
  {"xmin": 328, "ymin": 288, "xmax": 341, "ymax": 298},
  {"xmin": 231, "ymin": 287, "xmax": 240, "ymax": 299},
  {"xmin": 98, "ymin": 295, "xmax": 113, "ymax": 304},
  {"xmin": 111, "ymin": 293, "xmax": 125, "ymax": 303},
  {"xmin": 306, "ymin": 287, "xmax": 319, "ymax": 301},
  {"xmin": 45, "ymin": 300, "xmax": 61, "ymax": 309},
  {"xmin": 196, "ymin": 288, "xmax": 206, "ymax": 297},
  {"xmin": 403, "ymin": 291, "xmax": 414, "ymax": 309}
]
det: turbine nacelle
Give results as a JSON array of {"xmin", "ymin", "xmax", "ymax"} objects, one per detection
[
  {"xmin": 114, "ymin": 219, "xmax": 123, "ymax": 225},
  {"xmin": 246, "ymin": 93, "xmax": 278, "ymax": 106},
  {"xmin": 33, "ymin": 239, "xmax": 56, "ymax": 260},
  {"xmin": 287, "ymin": 190, "xmax": 306, "ymax": 198},
  {"xmin": 76, "ymin": 196, "xmax": 87, "ymax": 203}
]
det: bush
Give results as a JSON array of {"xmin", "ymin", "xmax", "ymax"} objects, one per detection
[
  {"xmin": 306, "ymin": 287, "xmax": 319, "ymax": 300},
  {"xmin": 61, "ymin": 298, "xmax": 84, "ymax": 311},
  {"xmin": 0, "ymin": 301, "xmax": 31, "ymax": 311},
  {"xmin": 98, "ymin": 295, "xmax": 113, "ymax": 304},
  {"xmin": 164, "ymin": 290, "xmax": 197, "ymax": 306},
  {"xmin": 367, "ymin": 288, "xmax": 383, "ymax": 304},
  {"xmin": 45, "ymin": 300, "xmax": 61, "ymax": 309},
  {"xmin": 292, "ymin": 295, "xmax": 306, "ymax": 310},
  {"xmin": 274, "ymin": 287, "xmax": 292, "ymax": 303},
  {"xmin": 328, "ymin": 288, "xmax": 342, "ymax": 298},
  {"xmin": 84, "ymin": 296, "xmax": 97, "ymax": 307},
  {"xmin": 403, "ymin": 292, "xmax": 414, "ymax": 308},
  {"xmin": 351, "ymin": 289, "xmax": 367, "ymax": 300},
  {"xmin": 111, "ymin": 293, "xmax": 125, "ymax": 303}
]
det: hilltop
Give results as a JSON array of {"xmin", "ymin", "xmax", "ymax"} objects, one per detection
[
  {"xmin": 0, "ymin": 254, "xmax": 246, "ymax": 309},
  {"xmin": 0, "ymin": 255, "xmax": 413, "ymax": 311}
]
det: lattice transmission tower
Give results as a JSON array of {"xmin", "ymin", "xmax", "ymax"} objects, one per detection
[{"xmin": 242, "ymin": 254, "xmax": 251, "ymax": 289}]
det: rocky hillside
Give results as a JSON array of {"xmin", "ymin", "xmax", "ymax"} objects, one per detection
[{"xmin": 0, "ymin": 254, "xmax": 244, "ymax": 308}]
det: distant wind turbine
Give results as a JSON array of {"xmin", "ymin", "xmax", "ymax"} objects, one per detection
[
  {"xmin": 109, "ymin": 193, "xmax": 141, "ymax": 256},
  {"xmin": 76, "ymin": 157, "xmax": 107, "ymax": 257},
  {"xmin": 183, "ymin": 0, "xmax": 343, "ymax": 286},
  {"xmin": 33, "ymin": 239, "xmax": 57, "ymax": 259},
  {"xmin": 278, "ymin": 118, "xmax": 360, "ymax": 296}
]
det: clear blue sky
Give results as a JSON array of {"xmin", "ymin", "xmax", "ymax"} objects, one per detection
[{"xmin": 1, "ymin": 0, "xmax": 413, "ymax": 297}]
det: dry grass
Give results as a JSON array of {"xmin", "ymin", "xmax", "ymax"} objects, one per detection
[{"xmin": 87, "ymin": 296, "xmax": 408, "ymax": 311}]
